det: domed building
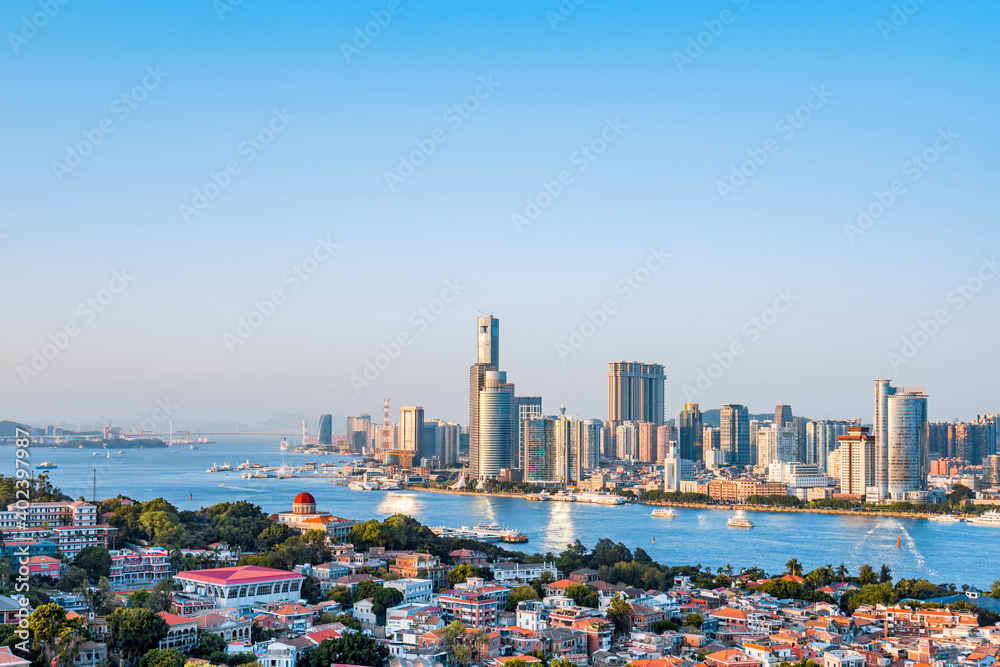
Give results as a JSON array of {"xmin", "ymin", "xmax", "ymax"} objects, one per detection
[{"xmin": 275, "ymin": 490, "xmax": 355, "ymax": 540}]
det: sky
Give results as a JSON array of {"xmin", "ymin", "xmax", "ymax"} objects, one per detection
[{"xmin": 2, "ymin": 0, "xmax": 998, "ymax": 429}]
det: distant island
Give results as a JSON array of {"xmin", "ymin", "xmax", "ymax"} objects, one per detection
[{"xmin": 35, "ymin": 437, "xmax": 168, "ymax": 449}]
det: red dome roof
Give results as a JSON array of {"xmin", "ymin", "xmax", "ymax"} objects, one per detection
[{"xmin": 293, "ymin": 492, "xmax": 315, "ymax": 504}]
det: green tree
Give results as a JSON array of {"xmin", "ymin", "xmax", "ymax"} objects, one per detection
[
  {"xmin": 304, "ymin": 634, "xmax": 389, "ymax": 667},
  {"xmin": 28, "ymin": 603, "xmax": 88, "ymax": 666},
  {"xmin": 57, "ymin": 566, "xmax": 88, "ymax": 592},
  {"xmin": 139, "ymin": 648, "xmax": 186, "ymax": 667},
  {"xmin": 565, "ymin": 583, "xmax": 599, "ymax": 608},
  {"xmin": 990, "ymin": 579, "xmax": 1000, "ymax": 599},
  {"xmin": 326, "ymin": 584, "xmax": 353, "ymax": 608},
  {"xmin": 684, "ymin": 613, "xmax": 704, "ymax": 629},
  {"xmin": 195, "ymin": 633, "xmax": 225, "ymax": 659},
  {"xmin": 785, "ymin": 558, "xmax": 803, "ymax": 577},
  {"xmin": 506, "ymin": 585, "xmax": 540, "ymax": 612},
  {"xmin": 108, "ymin": 607, "xmax": 170, "ymax": 667},
  {"xmin": 448, "ymin": 564, "xmax": 476, "ymax": 586},
  {"xmin": 73, "ymin": 546, "xmax": 112, "ymax": 582},
  {"xmin": 353, "ymin": 579, "xmax": 385, "ymax": 605},
  {"xmin": 858, "ymin": 564, "xmax": 876, "ymax": 586},
  {"xmin": 128, "ymin": 589, "xmax": 152, "ymax": 609},
  {"xmin": 879, "ymin": 564, "xmax": 892, "ymax": 584},
  {"xmin": 606, "ymin": 593, "xmax": 632, "ymax": 636}
]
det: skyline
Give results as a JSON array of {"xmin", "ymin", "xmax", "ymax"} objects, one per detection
[{"xmin": 4, "ymin": 0, "xmax": 999, "ymax": 425}]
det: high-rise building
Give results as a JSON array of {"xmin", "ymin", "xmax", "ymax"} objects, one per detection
[
  {"xmin": 614, "ymin": 421, "xmax": 639, "ymax": 460},
  {"xmin": 399, "ymin": 406, "xmax": 424, "ymax": 457},
  {"xmin": 874, "ymin": 379, "xmax": 897, "ymax": 495},
  {"xmin": 886, "ymin": 389, "xmax": 929, "ymax": 499},
  {"xmin": 749, "ymin": 419, "xmax": 771, "ymax": 465},
  {"xmin": 756, "ymin": 424, "xmax": 797, "ymax": 467},
  {"xmin": 470, "ymin": 316, "xmax": 517, "ymax": 479},
  {"xmin": 346, "ymin": 414, "xmax": 373, "ymax": 453},
  {"xmin": 835, "ymin": 426, "xmax": 876, "ymax": 495},
  {"xmin": 439, "ymin": 421, "xmax": 461, "ymax": 466},
  {"xmin": 478, "ymin": 371, "xmax": 516, "ymax": 479},
  {"xmin": 521, "ymin": 411, "xmax": 595, "ymax": 485},
  {"xmin": 702, "ymin": 425, "xmax": 721, "ymax": 454},
  {"xmin": 516, "ymin": 397, "xmax": 543, "ymax": 468},
  {"xmin": 317, "ymin": 414, "xmax": 333, "ymax": 446},
  {"xmin": 675, "ymin": 403, "xmax": 703, "ymax": 461},
  {"xmin": 656, "ymin": 424, "xmax": 676, "ymax": 462},
  {"xmin": 774, "ymin": 405, "xmax": 793, "ymax": 427},
  {"xmin": 806, "ymin": 420, "xmax": 856, "ymax": 471},
  {"xmin": 638, "ymin": 422, "xmax": 658, "ymax": 463},
  {"xmin": 720, "ymin": 404, "xmax": 751, "ymax": 466},
  {"xmin": 608, "ymin": 361, "xmax": 665, "ymax": 426},
  {"xmin": 421, "ymin": 419, "xmax": 440, "ymax": 466},
  {"xmin": 791, "ymin": 416, "xmax": 811, "ymax": 463},
  {"xmin": 662, "ymin": 444, "xmax": 694, "ymax": 492}
]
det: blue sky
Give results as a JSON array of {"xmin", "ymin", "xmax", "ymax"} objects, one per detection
[{"xmin": 2, "ymin": 0, "xmax": 998, "ymax": 427}]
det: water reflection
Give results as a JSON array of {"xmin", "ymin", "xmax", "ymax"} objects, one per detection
[{"xmin": 377, "ymin": 492, "xmax": 421, "ymax": 517}]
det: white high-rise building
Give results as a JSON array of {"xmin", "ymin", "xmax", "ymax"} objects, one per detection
[
  {"xmin": 663, "ymin": 444, "xmax": 694, "ymax": 492},
  {"xmin": 756, "ymin": 424, "xmax": 798, "ymax": 467},
  {"xmin": 835, "ymin": 426, "xmax": 876, "ymax": 495},
  {"xmin": 614, "ymin": 421, "xmax": 639, "ymax": 461}
]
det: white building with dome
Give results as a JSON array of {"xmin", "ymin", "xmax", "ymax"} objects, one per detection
[{"xmin": 274, "ymin": 491, "xmax": 356, "ymax": 541}]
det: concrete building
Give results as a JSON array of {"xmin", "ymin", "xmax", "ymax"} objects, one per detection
[
  {"xmin": 607, "ymin": 361, "xmax": 665, "ymax": 426},
  {"xmin": 174, "ymin": 566, "xmax": 304, "ymax": 615},
  {"xmin": 675, "ymin": 403, "xmax": 703, "ymax": 462},
  {"xmin": 887, "ymin": 388, "xmax": 929, "ymax": 499},
  {"xmin": 721, "ymin": 404, "xmax": 751, "ymax": 466},
  {"xmin": 836, "ymin": 426, "xmax": 876, "ymax": 495},
  {"xmin": 806, "ymin": 420, "xmax": 856, "ymax": 471},
  {"xmin": 400, "ymin": 406, "xmax": 425, "ymax": 461},
  {"xmin": 275, "ymin": 492, "xmax": 355, "ymax": 540}
]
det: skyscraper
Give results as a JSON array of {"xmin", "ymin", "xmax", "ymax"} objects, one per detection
[
  {"xmin": 345, "ymin": 414, "xmax": 372, "ymax": 453},
  {"xmin": 835, "ymin": 426, "xmax": 875, "ymax": 495},
  {"xmin": 875, "ymin": 380, "xmax": 928, "ymax": 499},
  {"xmin": 806, "ymin": 420, "xmax": 856, "ymax": 471},
  {"xmin": 317, "ymin": 414, "xmax": 333, "ymax": 446},
  {"xmin": 638, "ymin": 422, "xmax": 658, "ymax": 463},
  {"xmin": 675, "ymin": 403, "xmax": 703, "ymax": 461},
  {"xmin": 470, "ymin": 316, "xmax": 511, "ymax": 479},
  {"xmin": 516, "ymin": 396, "xmax": 543, "ymax": 468},
  {"xmin": 477, "ymin": 370, "xmax": 516, "ymax": 478},
  {"xmin": 887, "ymin": 389, "xmax": 928, "ymax": 499},
  {"xmin": 608, "ymin": 361, "xmax": 665, "ymax": 425},
  {"xmin": 399, "ymin": 406, "xmax": 424, "ymax": 457},
  {"xmin": 720, "ymin": 404, "xmax": 751, "ymax": 466},
  {"xmin": 774, "ymin": 405, "xmax": 793, "ymax": 427},
  {"xmin": 521, "ymin": 411, "xmax": 595, "ymax": 484}
]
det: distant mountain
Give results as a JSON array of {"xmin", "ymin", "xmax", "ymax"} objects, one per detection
[{"xmin": 0, "ymin": 420, "xmax": 31, "ymax": 437}]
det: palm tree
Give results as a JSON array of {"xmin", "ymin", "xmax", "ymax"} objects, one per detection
[
  {"xmin": 835, "ymin": 563, "xmax": 848, "ymax": 582},
  {"xmin": 724, "ymin": 564, "xmax": 733, "ymax": 577},
  {"xmin": 785, "ymin": 558, "xmax": 803, "ymax": 577}
]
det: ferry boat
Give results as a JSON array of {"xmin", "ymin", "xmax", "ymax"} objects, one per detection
[
  {"xmin": 928, "ymin": 514, "xmax": 963, "ymax": 523},
  {"xmin": 431, "ymin": 524, "xmax": 528, "ymax": 543},
  {"xmin": 651, "ymin": 508, "xmax": 677, "ymax": 518},
  {"xmin": 576, "ymin": 492, "xmax": 626, "ymax": 505},
  {"xmin": 967, "ymin": 511, "xmax": 1000, "ymax": 526},
  {"xmin": 252, "ymin": 470, "xmax": 268, "ymax": 479},
  {"xmin": 280, "ymin": 438, "xmax": 290, "ymax": 451},
  {"xmin": 36, "ymin": 462, "xmax": 57, "ymax": 469},
  {"xmin": 727, "ymin": 511, "xmax": 755, "ymax": 528},
  {"xmin": 526, "ymin": 492, "xmax": 550, "ymax": 501},
  {"xmin": 241, "ymin": 472, "xmax": 253, "ymax": 479},
  {"xmin": 349, "ymin": 481, "xmax": 374, "ymax": 491},
  {"xmin": 219, "ymin": 462, "xmax": 233, "ymax": 471}
]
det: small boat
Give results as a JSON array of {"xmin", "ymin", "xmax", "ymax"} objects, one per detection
[
  {"xmin": 92, "ymin": 452, "xmax": 97, "ymax": 456},
  {"xmin": 651, "ymin": 508, "xmax": 677, "ymax": 518},
  {"xmin": 118, "ymin": 450, "xmax": 123, "ymax": 454},
  {"xmin": 36, "ymin": 462, "xmax": 57, "ymax": 469},
  {"xmin": 219, "ymin": 483, "xmax": 226, "ymax": 487},
  {"xmin": 929, "ymin": 515, "xmax": 962, "ymax": 523},
  {"xmin": 190, "ymin": 445, "xmax": 199, "ymax": 450},
  {"xmin": 106, "ymin": 452, "xmax": 110, "ymax": 459},
  {"xmin": 727, "ymin": 510, "xmax": 755, "ymax": 528}
]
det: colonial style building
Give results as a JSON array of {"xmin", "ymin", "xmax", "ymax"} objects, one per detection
[
  {"xmin": 274, "ymin": 492, "xmax": 355, "ymax": 540},
  {"xmin": 174, "ymin": 566, "xmax": 304, "ymax": 615}
]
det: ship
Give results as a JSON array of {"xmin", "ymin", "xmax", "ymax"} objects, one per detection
[
  {"xmin": 348, "ymin": 481, "xmax": 374, "ymax": 491},
  {"xmin": 727, "ymin": 511, "xmax": 755, "ymax": 528},
  {"xmin": 252, "ymin": 470, "xmax": 268, "ymax": 478},
  {"xmin": 218, "ymin": 462, "xmax": 233, "ymax": 471},
  {"xmin": 207, "ymin": 464, "xmax": 220, "ymax": 473},
  {"xmin": 929, "ymin": 515, "xmax": 963, "ymax": 523},
  {"xmin": 280, "ymin": 438, "xmax": 290, "ymax": 451},
  {"xmin": 430, "ymin": 524, "xmax": 528, "ymax": 543},
  {"xmin": 651, "ymin": 508, "xmax": 677, "ymax": 518},
  {"xmin": 967, "ymin": 511, "xmax": 1000, "ymax": 526},
  {"xmin": 241, "ymin": 472, "xmax": 253, "ymax": 479},
  {"xmin": 36, "ymin": 462, "xmax": 57, "ymax": 469},
  {"xmin": 575, "ymin": 492, "xmax": 625, "ymax": 505},
  {"xmin": 525, "ymin": 492, "xmax": 550, "ymax": 501}
]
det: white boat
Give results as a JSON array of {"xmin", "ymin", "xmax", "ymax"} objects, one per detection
[
  {"xmin": 207, "ymin": 464, "xmax": 220, "ymax": 473},
  {"xmin": 349, "ymin": 481, "xmax": 373, "ymax": 491},
  {"xmin": 219, "ymin": 462, "xmax": 232, "ymax": 471},
  {"xmin": 280, "ymin": 438, "xmax": 290, "ymax": 451},
  {"xmin": 241, "ymin": 472, "xmax": 253, "ymax": 479},
  {"xmin": 576, "ymin": 492, "xmax": 625, "ymax": 505},
  {"xmin": 252, "ymin": 471, "xmax": 268, "ymax": 478},
  {"xmin": 929, "ymin": 515, "xmax": 962, "ymax": 523},
  {"xmin": 727, "ymin": 511, "xmax": 755, "ymax": 528},
  {"xmin": 651, "ymin": 508, "xmax": 677, "ymax": 518},
  {"xmin": 968, "ymin": 511, "xmax": 1000, "ymax": 526}
]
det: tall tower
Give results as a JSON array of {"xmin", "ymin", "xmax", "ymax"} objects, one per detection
[
  {"xmin": 470, "ymin": 316, "xmax": 515, "ymax": 479},
  {"xmin": 774, "ymin": 405, "xmax": 793, "ymax": 427},
  {"xmin": 399, "ymin": 406, "xmax": 424, "ymax": 457},
  {"xmin": 380, "ymin": 399, "xmax": 392, "ymax": 454},
  {"xmin": 720, "ymin": 404, "xmax": 751, "ymax": 466},
  {"xmin": 607, "ymin": 362, "xmax": 666, "ymax": 425},
  {"xmin": 874, "ymin": 379, "xmax": 896, "ymax": 496},
  {"xmin": 676, "ymin": 403, "xmax": 703, "ymax": 461},
  {"xmin": 317, "ymin": 414, "xmax": 333, "ymax": 446},
  {"xmin": 887, "ymin": 389, "xmax": 929, "ymax": 499}
]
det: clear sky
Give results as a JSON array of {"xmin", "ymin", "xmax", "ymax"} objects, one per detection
[{"xmin": 3, "ymin": 0, "xmax": 998, "ymax": 428}]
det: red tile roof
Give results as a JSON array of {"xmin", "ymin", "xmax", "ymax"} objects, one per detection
[{"xmin": 176, "ymin": 565, "xmax": 302, "ymax": 585}]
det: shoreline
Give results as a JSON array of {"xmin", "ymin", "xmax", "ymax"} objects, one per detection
[{"xmin": 408, "ymin": 486, "xmax": 949, "ymax": 520}]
